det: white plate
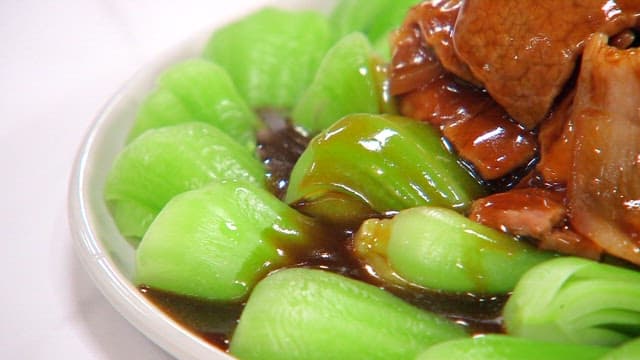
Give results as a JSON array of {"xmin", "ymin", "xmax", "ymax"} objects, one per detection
[{"xmin": 68, "ymin": 1, "xmax": 335, "ymax": 358}]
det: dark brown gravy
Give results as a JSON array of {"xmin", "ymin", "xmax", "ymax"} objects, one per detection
[
  {"xmin": 256, "ymin": 108, "xmax": 309, "ymax": 200},
  {"xmin": 139, "ymin": 118, "xmax": 507, "ymax": 352},
  {"xmin": 140, "ymin": 286, "xmax": 243, "ymax": 351}
]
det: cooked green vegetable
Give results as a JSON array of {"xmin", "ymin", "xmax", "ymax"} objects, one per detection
[
  {"xmin": 354, "ymin": 206, "xmax": 555, "ymax": 293},
  {"xmin": 503, "ymin": 257, "xmax": 640, "ymax": 346},
  {"xmin": 229, "ymin": 268, "xmax": 467, "ymax": 360},
  {"xmin": 416, "ymin": 334, "xmax": 610, "ymax": 360},
  {"xmin": 127, "ymin": 59, "xmax": 260, "ymax": 150},
  {"xmin": 292, "ymin": 32, "xmax": 395, "ymax": 134},
  {"xmin": 330, "ymin": 0, "xmax": 389, "ymax": 41},
  {"xmin": 285, "ymin": 114, "xmax": 484, "ymax": 227},
  {"xmin": 330, "ymin": 0, "xmax": 419, "ymax": 56},
  {"xmin": 136, "ymin": 182, "xmax": 323, "ymax": 302},
  {"xmin": 601, "ymin": 337, "xmax": 640, "ymax": 360},
  {"xmin": 364, "ymin": 0, "xmax": 418, "ymax": 54},
  {"xmin": 105, "ymin": 122, "xmax": 265, "ymax": 242},
  {"xmin": 203, "ymin": 8, "xmax": 331, "ymax": 110}
]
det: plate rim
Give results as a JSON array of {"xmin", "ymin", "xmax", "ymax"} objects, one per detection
[{"xmin": 67, "ymin": 27, "xmax": 233, "ymax": 360}]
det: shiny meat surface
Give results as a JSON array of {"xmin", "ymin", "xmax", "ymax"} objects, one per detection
[
  {"xmin": 469, "ymin": 188, "xmax": 603, "ymax": 259},
  {"xmin": 406, "ymin": 0, "xmax": 478, "ymax": 85},
  {"xmin": 568, "ymin": 33, "xmax": 640, "ymax": 265},
  {"xmin": 399, "ymin": 74, "xmax": 491, "ymax": 128},
  {"xmin": 529, "ymin": 91, "xmax": 576, "ymax": 186},
  {"xmin": 453, "ymin": 0, "xmax": 640, "ymax": 128},
  {"xmin": 441, "ymin": 103, "xmax": 536, "ymax": 181},
  {"xmin": 390, "ymin": 22, "xmax": 443, "ymax": 95},
  {"xmin": 470, "ymin": 188, "xmax": 566, "ymax": 238},
  {"xmin": 399, "ymin": 73, "xmax": 537, "ymax": 180},
  {"xmin": 390, "ymin": 0, "xmax": 484, "ymax": 96}
]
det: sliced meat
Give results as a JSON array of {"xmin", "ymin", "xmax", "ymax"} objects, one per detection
[
  {"xmin": 470, "ymin": 188, "xmax": 602, "ymax": 259},
  {"xmin": 537, "ymin": 229, "xmax": 603, "ymax": 261},
  {"xmin": 400, "ymin": 73, "xmax": 537, "ymax": 180},
  {"xmin": 390, "ymin": 20, "xmax": 443, "ymax": 95},
  {"xmin": 442, "ymin": 103, "xmax": 537, "ymax": 181},
  {"xmin": 398, "ymin": 75, "xmax": 492, "ymax": 128},
  {"xmin": 453, "ymin": 0, "xmax": 640, "ymax": 128},
  {"xmin": 529, "ymin": 91, "xmax": 576, "ymax": 187},
  {"xmin": 407, "ymin": 0, "xmax": 478, "ymax": 84},
  {"xmin": 390, "ymin": 0, "xmax": 482, "ymax": 96},
  {"xmin": 470, "ymin": 188, "xmax": 566, "ymax": 238},
  {"xmin": 568, "ymin": 33, "xmax": 640, "ymax": 265}
]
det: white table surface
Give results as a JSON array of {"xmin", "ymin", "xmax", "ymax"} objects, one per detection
[{"xmin": 0, "ymin": 1, "xmax": 327, "ymax": 358}]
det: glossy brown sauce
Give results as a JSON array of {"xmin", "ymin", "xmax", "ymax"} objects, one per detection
[
  {"xmin": 140, "ymin": 286, "xmax": 243, "ymax": 351},
  {"xmin": 139, "ymin": 117, "xmax": 508, "ymax": 351},
  {"xmin": 256, "ymin": 108, "xmax": 309, "ymax": 199}
]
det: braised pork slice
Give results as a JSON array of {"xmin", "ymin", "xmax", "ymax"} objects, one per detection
[
  {"xmin": 470, "ymin": 188, "xmax": 566, "ymax": 238},
  {"xmin": 400, "ymin": 73, "xmax": 537, "ymax": 180},
  {"xmin": 390, "ymin": 0, "xmax": 474, "ymax": 95},
  {"xmin": 453, "ymin": 0, "xmax": 640, "ymax": 129},
  {"xmin": 569, "ymin": 33, "xmax": 640, "ymax": 265},
  {"xmin": 399, "ymin": 75, "xmax": 491, "ymax": 128},
  {"xmin": 406, "ymin": 0, "xmax": 478, "ymax": 85},
  {"xmin": 527, "ymin": 91, "xmax": 576, "ymax": 187},
  {"xmin": 390, "ymin": 19, "xmax": 443, "ymax": 95},
  {"xmin": 470, "ymin": 188, "xmax": 603, "ymax": 259}
]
